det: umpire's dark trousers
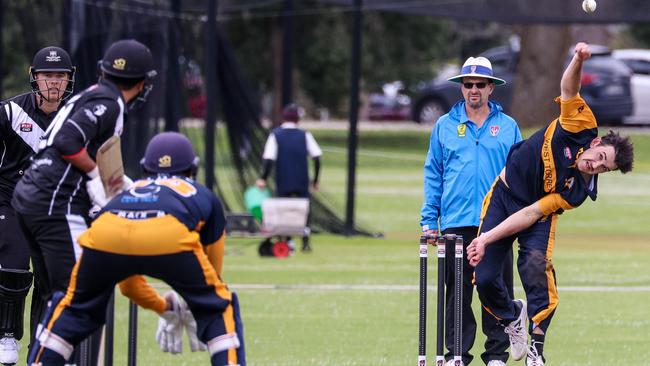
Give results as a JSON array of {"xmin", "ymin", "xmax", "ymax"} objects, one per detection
[{"xmin": 442, "ymin": 226, "xmax": 513, "ymax": 365}]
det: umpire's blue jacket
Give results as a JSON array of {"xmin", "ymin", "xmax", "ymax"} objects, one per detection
[{"xmin": 420, "ymin": 100, "xmax": 522, "ymax": 232}]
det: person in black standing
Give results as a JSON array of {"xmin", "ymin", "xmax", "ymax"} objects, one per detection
[
  {"xmin": 12, "ymin": 39, "xmax": 156, "ymax": 365},
  {"xmin": 0, "ymin": 46, "xmax": 75, "ymax": 366},
  {"xmin": 256, "ymin": 103, "xmax": 322, "ymax": 252}
]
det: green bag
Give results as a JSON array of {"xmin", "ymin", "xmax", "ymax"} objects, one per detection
[{"xmin": 244, "ymin": 186, "xmax": 272, "ymax": 221}]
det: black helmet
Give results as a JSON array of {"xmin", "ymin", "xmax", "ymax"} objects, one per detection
[
  {"xmin": 140, "ymin": 132, "xmax": 199, "ymax": 176},
  {"xmin": 100, "ymin": 39, "xmax": 157, "ymax": 79},
  {"xmin": 29, "ymin": 46, "xmax": 75, "ymax": 101}
]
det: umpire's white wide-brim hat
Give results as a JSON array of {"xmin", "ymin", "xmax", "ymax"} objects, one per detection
[{"xmin": 448, "ymin": 56, "xmax": 506, "ymax": 86}]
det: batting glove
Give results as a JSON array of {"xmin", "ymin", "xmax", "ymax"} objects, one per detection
[
  {"xmin": 178, "ymin": 296, "xmax": 207, "ymax": 352},
  {"xmin": 86, "ymin": 167, "xmax": 109, "ymax": 207},
  {"xmin": 155, "ymin": 291, "xmax": 184, "ymax": 354}
]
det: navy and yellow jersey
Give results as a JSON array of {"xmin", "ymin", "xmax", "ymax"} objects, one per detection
[
  {"xmin": 78, "ymin": 175, "xmax": 226, "ymax": 255},
  {"xmin": 505, "ymin": 94, "xmax": 598, "ymax": 215}
]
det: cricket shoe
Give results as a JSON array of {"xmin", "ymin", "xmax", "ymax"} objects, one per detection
[
  {"xmin": 504, "ymin": 299, "xmax": 528, "ymax": 361},
  {"xmin": 444, "ymin": 359, "xmax": 464, "ymax": 366},
  {"xmin": 526, "ymin": 345, "xmax": 545, "ymax": 366},
  {"xmin": 486, "ymin": 361, "xmax": 506, "ymax": 366},
  {"xmin": 0, "ymin": 337, "xmax": 19, "ymax": 365}
]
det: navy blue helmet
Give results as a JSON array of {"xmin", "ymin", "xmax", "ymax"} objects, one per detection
[
  {"xmin": 141, "ymin": 132, "xmax": 199, "ymax": 176},
  {"xmin": 100, "ymin": 39, "xmax": 156, "ymax": 80}
]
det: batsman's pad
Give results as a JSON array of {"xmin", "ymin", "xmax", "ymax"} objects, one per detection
[
  {"xmin": 0, "ymin": 269, "xmax": 33, "ymax": 339},
  {"xmin": 27, "ymin": 291, "xmax": 73, "ymax": 363}
]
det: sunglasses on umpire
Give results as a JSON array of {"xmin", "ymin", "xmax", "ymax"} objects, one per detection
[{"xmin": 462, "ymin": 82, "xmax": 488, "ymax": 89}]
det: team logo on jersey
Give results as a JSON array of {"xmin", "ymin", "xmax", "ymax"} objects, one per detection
[
  {"xmin": 578, "ymin": 105, "xmax": 585, "ymax": 113},
  {"xmin": 564, "ymin": 146, "xmax": 572, "ymax": 160},
  {"xmin": 158, "ymin": 155, "xmax": 172, "ymax": 168},
  {"xmin": 490, "ymin": 125, "xmax": 500, "ymax": 137},
  {"xmin": 564, "ymin": 177, "xmax": 575, "ymax": 190},
  {"xmin": 113, "ymin": 58, "xmax": 126, "ymax": 70},
  {"xmin": 93, "ymin": 104, "xmax": 107, "ymax": 116},
  {"xmin": 46, "ymin": 51, "xmax": 61, "ymax": 62},
  {"xmin": 20, "ymin": 123, "xmax": 33, "ymax": 132},
  {"xmin": 457, "ymin": 124, "xmax": 466, "ymax": 137}
]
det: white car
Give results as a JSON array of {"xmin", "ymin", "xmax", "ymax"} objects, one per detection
[{"xmin": 612, "ymin": 49, "xmax": 650, "ymax": 122}]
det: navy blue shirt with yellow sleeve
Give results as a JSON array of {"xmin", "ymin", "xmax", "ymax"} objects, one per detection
[
  {"xmin": 504, "ymin": 94, "xmax": 598, "ymax": 216},
  {"xmin": 79, "ymin": 175, "xmax": 225, "ymax": 256}
]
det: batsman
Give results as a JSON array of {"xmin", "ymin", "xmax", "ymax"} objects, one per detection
[
  {"xmin": 12, "ymin": 39, "xmax": 156, "ymax": 363},
  {"xmin": 27, "ymin": 132, "xmax": 245, "ymax": 366}
]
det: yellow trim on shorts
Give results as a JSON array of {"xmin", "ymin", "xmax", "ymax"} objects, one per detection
[{"xmin": 531, "ymin": 214, "xmax": 559, "ymax": 325}]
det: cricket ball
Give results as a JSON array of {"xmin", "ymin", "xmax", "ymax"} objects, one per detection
[{"xmin": 582, "ymin": 0, "xmax": 597, "ymax": 13}]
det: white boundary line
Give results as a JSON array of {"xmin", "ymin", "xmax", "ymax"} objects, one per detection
[
  {"xmin": 226, "ymin": 284, "xmax": 650, "ymax": 293},
  {"xmin": 148, "ymin": 282, "xmax": 650, "ymax": 292}
]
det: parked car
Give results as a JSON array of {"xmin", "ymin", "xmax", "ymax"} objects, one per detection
[
  {"xmin": 367, "ymin": 81, "xmax": 411, "ymax": 121},
  {"xmin": 412, "ymin": 44, "xmax": 634, "ymax": 125},
  {"xmin": 612, "ymin": 49, "xmax": 650, "ymax": 122}
]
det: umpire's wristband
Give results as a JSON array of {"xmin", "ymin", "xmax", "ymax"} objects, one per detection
[{"xmin": 87, "ymin": 166, "xmax": 100, "ymax": 179}]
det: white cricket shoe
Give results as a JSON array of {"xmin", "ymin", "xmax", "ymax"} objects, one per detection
[
  {"xmin": 0, "ymin": 337, "xmax": 19, "ymax": 365},
  {"xmin": 526, "ymin": 343, "xmax": 545, "ymax": 366},
  {"xmin": 444, "ymin": 359, "xmax": 464, "ymax": 366},
  {"xmin": 504, "ymin": 299, "xmax": 528, "ymax": 361},
  {"xmin": 487, "ymin": 360, "xmax": 506, "ymax": 366}
]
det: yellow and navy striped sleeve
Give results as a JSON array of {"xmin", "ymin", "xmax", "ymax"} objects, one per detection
[
  {"xmin": 554, "ymin": 94, "xmax": 597, "ymax": 133},
  {"xmin": 538, "ymin": 193, "xmax": 574, "ymax": 216},
  {"xmin": 204, "ymin": 233, "xmax": 226, "ymax": 277},
  {"xmin": 118, "ymin": 275, "xmax": 167, "ymax": 315}
]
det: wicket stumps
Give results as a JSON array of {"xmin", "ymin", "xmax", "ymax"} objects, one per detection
[{"xmin": 418, "ymin": 234, "xmax": 464, "ymax": 366}]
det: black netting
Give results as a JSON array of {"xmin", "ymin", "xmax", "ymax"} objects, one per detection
[{"xmin": 67, "ymin": 0, "xmax": 372, "ymax": 236}]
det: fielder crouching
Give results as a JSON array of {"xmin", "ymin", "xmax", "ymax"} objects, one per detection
[{"xmin": 27, "ymin": 132, "xmax": 245, "ymax": 366}]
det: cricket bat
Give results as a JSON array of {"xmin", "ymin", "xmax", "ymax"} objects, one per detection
[{"xmin": 96, "ymin": 135, "xmax": 124, "ymax": 199}]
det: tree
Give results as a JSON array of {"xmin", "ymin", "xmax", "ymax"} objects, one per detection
[{"xmin": 511, "ymin": 25, "xmax": 572, "ymax": 128}]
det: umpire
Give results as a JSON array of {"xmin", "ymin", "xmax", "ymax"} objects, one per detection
[
  {"xmin": 0, "ymin": 46, "xmax": 74, "ymax": 366},
  {"xmin": 12, "ymin": 39, "xmax": 156, "ymax": 364}
]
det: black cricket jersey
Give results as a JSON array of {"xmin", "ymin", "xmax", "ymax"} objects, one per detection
[
  {"xmin": 0, "ymin": 93, "xmax": 60, "ymax": 205},
  {"xmin": 504, "ymin": 94, "xmax": 598, "ymax": 215},
  {"xmin": 12, "ymin": 80, "xmax": 126, "ymax": 216}
]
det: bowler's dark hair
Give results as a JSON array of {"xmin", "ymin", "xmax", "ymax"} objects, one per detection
[{"xmin": 600, "ymin": 130, "xmax": 634, "ymax": 174}]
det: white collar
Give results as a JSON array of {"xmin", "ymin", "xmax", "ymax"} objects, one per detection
[{"xmin": 281, "ymin": 122, "xmax": 298, "ymax": 128}]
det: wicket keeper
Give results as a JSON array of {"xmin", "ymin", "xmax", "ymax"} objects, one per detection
[{"xmin": 27, "ymin": 132, "xmax": 245, "ymax": 366}]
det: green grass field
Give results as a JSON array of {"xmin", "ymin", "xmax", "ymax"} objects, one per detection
[{"xmin": 21, "ymin": 126, "xmax": 650, "ymax": 365}]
